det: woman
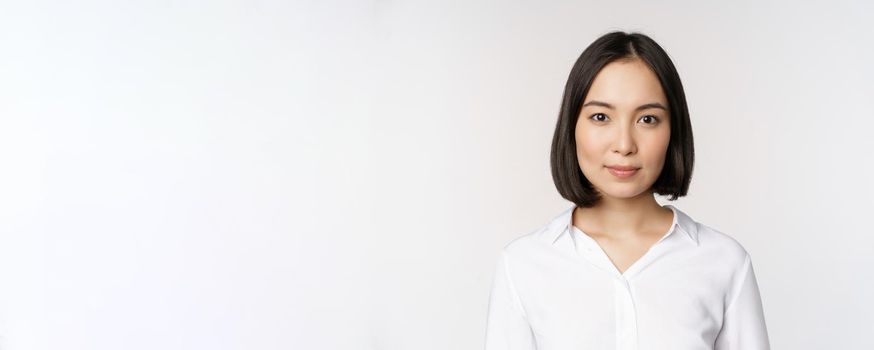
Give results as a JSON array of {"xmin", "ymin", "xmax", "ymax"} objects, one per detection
[{"xmin": 484, "ymin": 31, "xmax": 770, "ymax": 350}]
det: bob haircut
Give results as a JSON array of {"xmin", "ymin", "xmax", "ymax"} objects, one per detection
[{"xmin": 550, "ymin": 31, "xmax": 694, "ymax": 208}]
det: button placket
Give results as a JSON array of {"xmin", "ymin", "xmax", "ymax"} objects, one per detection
[{"xmin": 614, "ymin": 277, "xmax": 638, "ymax": 350}]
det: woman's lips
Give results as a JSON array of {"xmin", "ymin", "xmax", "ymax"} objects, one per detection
[{"xmin": 606, "ymin": 166, "xmax": 639, "ymax": 179}]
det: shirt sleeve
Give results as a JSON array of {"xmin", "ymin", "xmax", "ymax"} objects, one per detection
[
  {"xmin": 714, "ymin": 253, "xmax": 771, "ymax": 350},
  {"xmin": 484, "ymin": 250, "xmax": 537, "ymax": 350}
]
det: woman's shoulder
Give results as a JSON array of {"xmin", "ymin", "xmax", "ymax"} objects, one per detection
[
  {"xmin": 498, "ymin": 205, "xmax": 576, "ymax": 255},
  {"xmin": 693, "ymin": 219, "xmax": 753, "ymax": 263}
]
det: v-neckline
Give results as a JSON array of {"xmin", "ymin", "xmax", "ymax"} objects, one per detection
[{"xmin": 570, "ymin": 207, "xmax": 678, "ymax": 279}]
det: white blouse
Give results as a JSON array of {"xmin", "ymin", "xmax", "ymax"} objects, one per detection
[{"xmin": 484, "ymin": 204, "xmax": 770, "ymax": 350}]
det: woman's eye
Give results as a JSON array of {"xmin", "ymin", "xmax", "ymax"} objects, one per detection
[
  {"xmin": 639, "ymin": 115, "xmax": 659, "ymax": 124},
  {"xmin": 590, "ymin": 113, "xmax": 608, "ymax": 122}
]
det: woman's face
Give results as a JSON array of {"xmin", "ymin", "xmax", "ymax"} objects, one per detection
[{"xmin": 575, "ymin": 58, "xmax": 671, "ymax": 201}]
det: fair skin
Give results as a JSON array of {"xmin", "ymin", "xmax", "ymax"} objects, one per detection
[{"xmin": 572, "ymin": 57, "xmax": 675, "ymax": 274}]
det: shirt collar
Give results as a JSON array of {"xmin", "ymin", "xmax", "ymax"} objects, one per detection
[{"xmin": 546, "ymin": 204, "xmax": 699, "ymax": 246}]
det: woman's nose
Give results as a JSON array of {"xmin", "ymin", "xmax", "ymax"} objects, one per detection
[{"xmin": 612, "ymin": 126, "xmax": 637, "ymax": 156}]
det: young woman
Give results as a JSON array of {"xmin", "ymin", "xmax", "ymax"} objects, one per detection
[{"xmin": 484, "ymin": 31, "xmax": 770, "ymax": 350}]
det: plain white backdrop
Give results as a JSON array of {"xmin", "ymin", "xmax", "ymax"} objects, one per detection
[{"xmin": 1, "ymin": 0, "xmax": 872, "ymax": 349}]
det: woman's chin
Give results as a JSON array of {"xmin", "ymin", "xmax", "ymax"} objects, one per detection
[{"xmin": 597, "ymin": 185, "xmax": 649, "ymax": 200}]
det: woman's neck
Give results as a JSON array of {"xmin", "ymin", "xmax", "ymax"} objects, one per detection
[{"xmin": 572, "ymin": 191, "xmax": 672, "ymax": 239}]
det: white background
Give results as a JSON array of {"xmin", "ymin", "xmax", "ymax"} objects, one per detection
[{"xmin": 1, "ymin": 0, "xmax": 872, "ymax": 349}]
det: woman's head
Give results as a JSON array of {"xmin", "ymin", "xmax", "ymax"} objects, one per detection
[{"xmin": 551, "ymin": 31, "xmax": 694, "ymax": 208}]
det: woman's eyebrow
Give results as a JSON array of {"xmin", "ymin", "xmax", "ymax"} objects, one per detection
[{"xmin": 582, "ymin": 100, "xmax": 668, "ymax": 111}]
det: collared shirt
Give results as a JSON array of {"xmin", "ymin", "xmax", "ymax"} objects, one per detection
[{"xmin": 484, "ymin": 204, "xmax": 770, "ymax": 350}]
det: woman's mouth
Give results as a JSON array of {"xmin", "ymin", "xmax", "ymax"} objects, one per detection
[{"xmin": 606, "ymin": 166, "xmax": 639, "ymax": 179}]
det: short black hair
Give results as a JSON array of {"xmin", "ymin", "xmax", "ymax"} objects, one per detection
[{"xmin": 550, "ymin": 31, "xmax": 694, "ymax": 208}]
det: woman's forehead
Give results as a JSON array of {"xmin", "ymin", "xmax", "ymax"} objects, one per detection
[{"xmin": 585, "ymin": 59, "xmax": 667, "ymax": 106}]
